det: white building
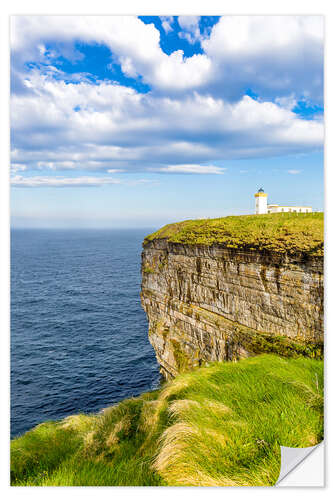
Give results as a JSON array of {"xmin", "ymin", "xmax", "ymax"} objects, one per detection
[
  {"xmin": 254, "ymin": 188, "xmax": 312, "ymax": 214},
  {"xmin": 254, "ymin": 188, "xmax": 268, "ymax": 214}
]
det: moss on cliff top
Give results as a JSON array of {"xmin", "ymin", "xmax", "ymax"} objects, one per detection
[
  {"xmin": 144, "ymin": 212, "xmax": 324, "ymax": 256},
  {"xmin": 11, "ymin": 355, "xmax": 323, "ymax": 486}
]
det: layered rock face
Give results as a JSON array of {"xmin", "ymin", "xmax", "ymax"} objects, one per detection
[{"xmin": 141, "ymin": 239, "xmax": 323, "ymax": 378}]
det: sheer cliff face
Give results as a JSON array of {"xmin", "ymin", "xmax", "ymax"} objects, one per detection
[{"xmin": 141, "ymin": 239, "xmax": 323, "ymax": 379}]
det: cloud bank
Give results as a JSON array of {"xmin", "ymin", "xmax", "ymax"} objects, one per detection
[{"xmin": 10, "ymin": 15, "xmax": 324, "ymax": 186}]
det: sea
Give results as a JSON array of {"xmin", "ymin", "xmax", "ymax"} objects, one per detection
[{"xmin": 10, "ymin": 228, "xmax": 161, "ymax": 438}]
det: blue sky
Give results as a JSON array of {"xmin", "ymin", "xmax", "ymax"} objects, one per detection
[{"xmin": 10, "ymin": 15, "xmax": 324, "ymax": 228}]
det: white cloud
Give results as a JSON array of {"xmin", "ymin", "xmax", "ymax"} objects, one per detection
[
  {"xmin": 178, "ymin": 16, "xmax": 200, "ymax": 32},
  {"xmin": 202, "ymin": 16, "xmax": 323, "ymax": 102},
  {"xmin": 178, "ymin": 16, "xmax": 201, "ymax": 44},
  {"xmin": 160, "ymin": 16, "xmax": 174, "ymax": 34},
  {"xmin": 11, "ymin": 175, "xmax": 121, "ymax": 187},
  {"xmin": 275, "ymin": 94, "xmax": 297, "ymax": 111},
  {"xmin": 10, "ymin": 75, "xmax": 324, "ymax": 177},
  {"xmin": 287, "ymin": 169, "xmax": 301, "ymax": 174},
  {"xmin": 11, "ymin": 16, "xmax": 212, "ymax": 92},
  {"xmin": 11, "ymin": 15, "xmax": 323, "ymax": 102},
  {"xmin": 156, "ymin": 164, "xmax": 226, "ymax": 174},
  {"xmin": 11, "ymin": 163, "xmax": 27, "ymax": 172}
]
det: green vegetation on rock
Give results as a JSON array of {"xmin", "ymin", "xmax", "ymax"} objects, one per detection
[
  {"xmin": 143, "ymin": 265, "xmax": 155, "ymax": 274},
  {"xmin": 186, "ymin": 304, "xmax": 324, "ymax": 361},
  {"xmin": 11, "ymin": 355, "xmax": 323, "ymax": 486},
  {"xmin": 144, "ymin": 213, "xmax": 324, "ymax": 256}
]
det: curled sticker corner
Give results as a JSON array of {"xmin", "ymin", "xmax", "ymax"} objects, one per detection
[{"xmin": 275, "ymin": 442, "xmax": 323, "ymax": 485}]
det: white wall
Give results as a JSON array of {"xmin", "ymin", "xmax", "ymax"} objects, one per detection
[
  {"xmin": 267, "ymin": 206, "xmax": 312, "ymax": 214},
  {"xmin": 255, "ymin": 195, "xmax": 268, "ymax": 214}
]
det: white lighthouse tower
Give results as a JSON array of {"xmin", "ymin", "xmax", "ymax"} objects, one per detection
[{"xmin": 255, "ymin": 188, "xmax": 268, "ymax": 214}]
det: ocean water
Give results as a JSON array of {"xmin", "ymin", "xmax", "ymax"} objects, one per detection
[{"xmin": 10, "ymin": 229, "xmax": 160, "ymax": 438}]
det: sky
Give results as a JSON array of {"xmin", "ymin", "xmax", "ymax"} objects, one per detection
[{"xmin": 10, "ymin": 15, "xmax": 324, "ymax": 228}]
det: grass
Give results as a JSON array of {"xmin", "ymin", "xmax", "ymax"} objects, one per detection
[
  {"xmin": 11, "ymin": 355, "xmax": 323, "ymax": 487},
  {"xmin": 143, "ymin": 212, "xmax": 324, "ymax": 256}
]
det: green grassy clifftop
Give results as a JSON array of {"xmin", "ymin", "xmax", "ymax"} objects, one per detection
[
  {"xmin": 144, "ymin": 213, "xmax": 324, "ymax": 256},
  {"xmin": 11, "ymin": 355, "xmax": 323, "ymax": 487}
]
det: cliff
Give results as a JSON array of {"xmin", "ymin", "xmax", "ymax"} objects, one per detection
[{"xmin": 141, "ymin": 213, "xmax": 324, "ymax": 378}]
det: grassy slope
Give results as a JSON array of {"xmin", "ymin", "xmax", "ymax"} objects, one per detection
[
  {"xmin": 11, "ymin": 355, "xmax": 323, "ymax": 487},
  {"xmin": 144, "ymin": 213, "xmax": 324, "ymax": 256}
]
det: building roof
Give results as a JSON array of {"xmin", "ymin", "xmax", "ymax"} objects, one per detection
[{"xmin": 268, "ymin": 204, "xmax": 312, "ymax": 209}]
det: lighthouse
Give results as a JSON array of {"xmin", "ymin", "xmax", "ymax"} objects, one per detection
[
  {"xmin": 254, "ymin": 188, "xmax": 312, "ymax": 214},
  {"xmin": 254, "ymin": 188, "xmax": 268, "ymax": 214}
]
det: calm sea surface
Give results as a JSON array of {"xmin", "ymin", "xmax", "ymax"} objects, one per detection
[{"xmin": 11, "ymin": 229, "xmax": 160, "ymax": 438}]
